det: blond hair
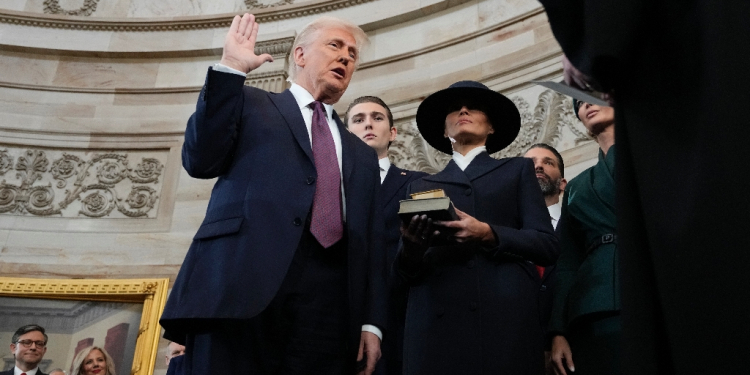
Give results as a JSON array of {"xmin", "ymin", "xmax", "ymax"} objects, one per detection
[
  {"xmin": 287, "ymin": 16, "xmax": 369, "ymax": 81},
  {"xmin": 70, "ymin": 346, "xmax": 116, "ymax": 375}
]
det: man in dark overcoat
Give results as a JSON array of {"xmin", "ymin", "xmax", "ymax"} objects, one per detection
[
  {"xmin": 160, "ymin": 14, "xmax": 386, "ymax": 375},
  {"xmin": 346, "ymin": 96, "xmax": 428, "ymax": 375},
  {"xmin": 537, "ymin": 1, "xmax": 750, "ymax": 373},
  {"xmin": 395, "ymin": 81, "xmax": 559, "ymax": 375}
]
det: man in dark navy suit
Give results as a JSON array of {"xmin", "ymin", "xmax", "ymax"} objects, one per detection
[
  {"xmin": 2, "ymin": 325, "xmax": 49, "ymax": 375},
  {"xmin": 524, "ymin": 143, "xmax": 567, "ymax": 374},
  {"xmin": 160, "ymin": 14, "xmax": 386, "ymax": 375},
  {"xmin": 346, "ymin": 96, "xmax": 428, "ymax": 375}
]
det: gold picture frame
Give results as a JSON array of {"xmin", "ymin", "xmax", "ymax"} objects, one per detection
[{"xmin": 0, "ymin": 277, "xmax": 169, "ymax": 375}]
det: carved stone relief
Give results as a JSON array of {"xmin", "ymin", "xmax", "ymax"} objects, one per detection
[
  {"xmin": 390, "ymin": 90, "xmax": 592, "ymax": 174},
  {"xmin": 0, "ymin": 147, "xmax": 166, "ymax": 219},
  {"xmin": 44, "ymin": 0, "xmax": 101, "ymax": 16},
  {"xmin": 246, "ymin": 0, "xmax": 295, "ymax": 9}
]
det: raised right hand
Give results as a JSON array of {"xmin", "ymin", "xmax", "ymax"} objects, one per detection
[
  {"xmin": 550, "ymin": 335, "xmax": 575, "ymax": 375},
  {"xmin": 220, "ymin": 13, "xmax": 274, "ymax": 73}
]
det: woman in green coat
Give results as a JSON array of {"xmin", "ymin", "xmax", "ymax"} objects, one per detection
[{"xmin": 549, "ymin": 99, "xmax": 618, "ymax": 375}]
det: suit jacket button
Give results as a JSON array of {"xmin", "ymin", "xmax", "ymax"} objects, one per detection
[
  {"xmin": 293, "ymin": 217, "xmax": 302, "ymax": 226},
  {"xmin": 469, "ymin": 302, "xmax": 478, "ymax": 311},
  {"xmin": 464, "ymin": 188, "xmax": 472, "ymax": 196},
  {"xmin": 436, "ymin": 307, "xmax": 445, "ymax": 317},
  {"xmin": 540, "ymin": 284, "xmax": 547, "ymax": 291},
  {"xmin": 306, "ymin": 176, "xmax": 315, "ymax": 185}
]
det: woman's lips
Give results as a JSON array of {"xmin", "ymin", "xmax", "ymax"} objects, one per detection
[{"xmin": 586, "ymin": 110, "xmax": 599, "ymax": 119}]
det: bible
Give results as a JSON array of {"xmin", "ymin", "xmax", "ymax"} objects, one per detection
[{"xmin": 398, "ymin": 189, "xmax": 458, "ymax": 246}]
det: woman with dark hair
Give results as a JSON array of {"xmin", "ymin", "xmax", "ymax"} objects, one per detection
[
  {"xmin": 395, "ymin": 81, "xmax": 559, "ymax": 375},
  {"xmin": 70, "ymin": 346, "xmax": 116, "ymax": 375},
  {"xmin": 548, "ymin": 99, "xmax": 618, "ymax": 375}
]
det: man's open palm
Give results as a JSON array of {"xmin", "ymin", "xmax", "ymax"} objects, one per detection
[{"xmin": 220, "ymin": 13, "xmax": 274, "ymax": 73}]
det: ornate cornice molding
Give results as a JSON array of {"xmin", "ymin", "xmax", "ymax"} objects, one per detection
[{"xmin": 0, "ymin": 0, "xmax": 375, "ymax": 31}]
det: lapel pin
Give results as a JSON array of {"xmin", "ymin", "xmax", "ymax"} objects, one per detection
[{"xmin": 401, "ymin": 172, "xmax": 407, "ymax": 175}]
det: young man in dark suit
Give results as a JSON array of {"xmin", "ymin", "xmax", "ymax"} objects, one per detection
[
  {"xmin": 2, "ymin": 325, "xmax": 49, "ymax": 375},
  {"xmin": 160, "ymin": 14, "xmax": 386, "ymax": 375},
  {"xmin": 346, "ymin": 96, "xmax": 428, "ymax": 374}
]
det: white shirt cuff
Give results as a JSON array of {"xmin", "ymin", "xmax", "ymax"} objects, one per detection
[
  {"xmin": 213, "ymin": 63, "xmax": 247, "ymax": 76},
  {"xmin": 361, "ymin": 324, "xmax": 383, "ymax": 341}
]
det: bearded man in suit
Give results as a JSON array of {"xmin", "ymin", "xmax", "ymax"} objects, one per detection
[
  {"xmin": 160, "ymin": 14, "xmax": 386, "ymax": 375},
  {"xmin": 346, "ymin": 96, "xmax": 428, "ymax": 374}
]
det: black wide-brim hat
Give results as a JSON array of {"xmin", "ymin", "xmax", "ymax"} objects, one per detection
[{"xmin": 416, "ymin": 80, "xmax": 521, "ymax": 154}]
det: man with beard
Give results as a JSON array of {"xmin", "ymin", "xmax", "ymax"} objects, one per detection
[
  {"xmin": 524, "ymin": 143, "xmax": 566, "ymax": 374},
  {"xmin": 1, "ymin": 325, "xmax": 49, "ymax": 375},
  {"xmin": 524, "ymin": 144, "xmax": 567, "ymax": 228}
]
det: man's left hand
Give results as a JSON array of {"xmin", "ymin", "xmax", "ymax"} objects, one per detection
[
  {"xmin": 356, "ymin": 331, "xmax": 381, "ymax": 375},
  {"xmin": 435, "ymin": 207, "xmax": 496, "ymax": 244}
]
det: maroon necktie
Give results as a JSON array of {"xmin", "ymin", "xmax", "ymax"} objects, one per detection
[{"xmin": 309, "ymin": 101, "xmax": 344, "ymax": 248}]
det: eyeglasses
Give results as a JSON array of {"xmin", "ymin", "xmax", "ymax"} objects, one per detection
[{"xmin": 15, "ymin": 340, "xmax": 46, "ymax": 348}]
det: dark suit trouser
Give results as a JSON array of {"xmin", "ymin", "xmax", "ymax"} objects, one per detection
[{"xmin": 183, "ymin": 224, "xmax": 351, "ymax": 375}]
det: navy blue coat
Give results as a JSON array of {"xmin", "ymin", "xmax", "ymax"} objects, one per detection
[
  {"xmin": 395, "ymin": 153, "xmax": 559, "ymax": 375},
  {"xmin": 160, "ymin": 68, "xmax": 387, "ymax": 349},
  {"xmin": 378, "ymin": 165, "xmax": 428, "ymax": 375}
]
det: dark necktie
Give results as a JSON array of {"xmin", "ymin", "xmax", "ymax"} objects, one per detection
[{"xmin": 309, "ymin": 101, "xmax": 344, "ymax": 248}]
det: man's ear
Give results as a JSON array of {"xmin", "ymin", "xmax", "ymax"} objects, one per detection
[
  {"xmin": 389, "ymin": 126, "xmax": 398, "ymax": 142},
  {"xmin": 559, "ymin": 178, "xmax": 568, "ymax": 194},
  {"xmin": 293, "ymin": 45, "xmax": 305, "ymax": 68}
]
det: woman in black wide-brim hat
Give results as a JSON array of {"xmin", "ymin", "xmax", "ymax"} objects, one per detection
[{"xmin": 394, "ymin": 81, "xmax": 559, "ymax": 375}]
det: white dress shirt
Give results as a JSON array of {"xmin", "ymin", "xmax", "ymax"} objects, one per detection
[
  {"xmin": 214, "ymin": 63, "xmax": 379, "ymax": 340},
  {"xmin": 15, "ymin": 367, "xmax": 38, "ymax": 375},
  {"xmin": 379, "ymin": 157, "xmax": 392, "ymax": 184},
  {"xmin": 547, "ymin": 201, "xmax": 562, "ymax": 229},
  {"xmin": 453, "ymin": 146, "xmax": 487, "ymax": 171}
]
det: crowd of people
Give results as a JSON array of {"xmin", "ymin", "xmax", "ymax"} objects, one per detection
[
  {"xmin": 4, "ymin": 0, "xmax": 727, "ymax": 373},
  {"xmin": 151, "ymin": 10, "xmax": 636, "ymax": 375}
]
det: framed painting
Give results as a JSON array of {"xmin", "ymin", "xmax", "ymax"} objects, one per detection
[{"xmin": 0, "ymin": 277, "xmax": 168, "ymax": 375}]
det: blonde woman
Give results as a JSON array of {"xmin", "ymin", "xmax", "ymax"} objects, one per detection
[{"xmin": 70, "ymin": 346, "xmax": 116, "ymax": 375}]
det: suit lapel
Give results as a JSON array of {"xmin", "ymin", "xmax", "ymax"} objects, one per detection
[
  {"xmin": 269, "ymin": 90, "xmax": 314, "ymax": 162},
  {"xmin": 422, "ymin": 160, "xmax": 472, "ymax": 187},
  {"xmin": 381, "ymin": 166, "xmax": 411, "ymax": 206},
  {"xmin": 463, "ymin": 152, "xmax": 510, "ymax": 181}
]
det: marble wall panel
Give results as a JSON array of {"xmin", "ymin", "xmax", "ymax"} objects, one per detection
[
  {"xmin": 0, "ymin": 52, "xmax": 60, "ymax": 87},
  {"xmin": 108, "ymin": 29, "xmax": 217, "ymax": 53},
  {"xmin": 0, "ymin": 0, "xmax": 27, "ymax": 12},
  {"xmin": 153, "ymin": 58, "xmax": 218, "ymax": 88},
  {"xmin": 0, "ymin": 23, "xmax": 113, "ymax": 52},
  {"xmin": 127, "ymin": 0, "xmax": 246, "ymax": 18},
  {"xmin": 52, "ymin": 58, "xmax": 160, "ymax": 89}
]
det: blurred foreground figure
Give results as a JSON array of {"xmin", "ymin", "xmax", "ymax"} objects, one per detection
[{"xmin": 538, "ymin": 1, "xmax": 750, "ymax": 374}]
